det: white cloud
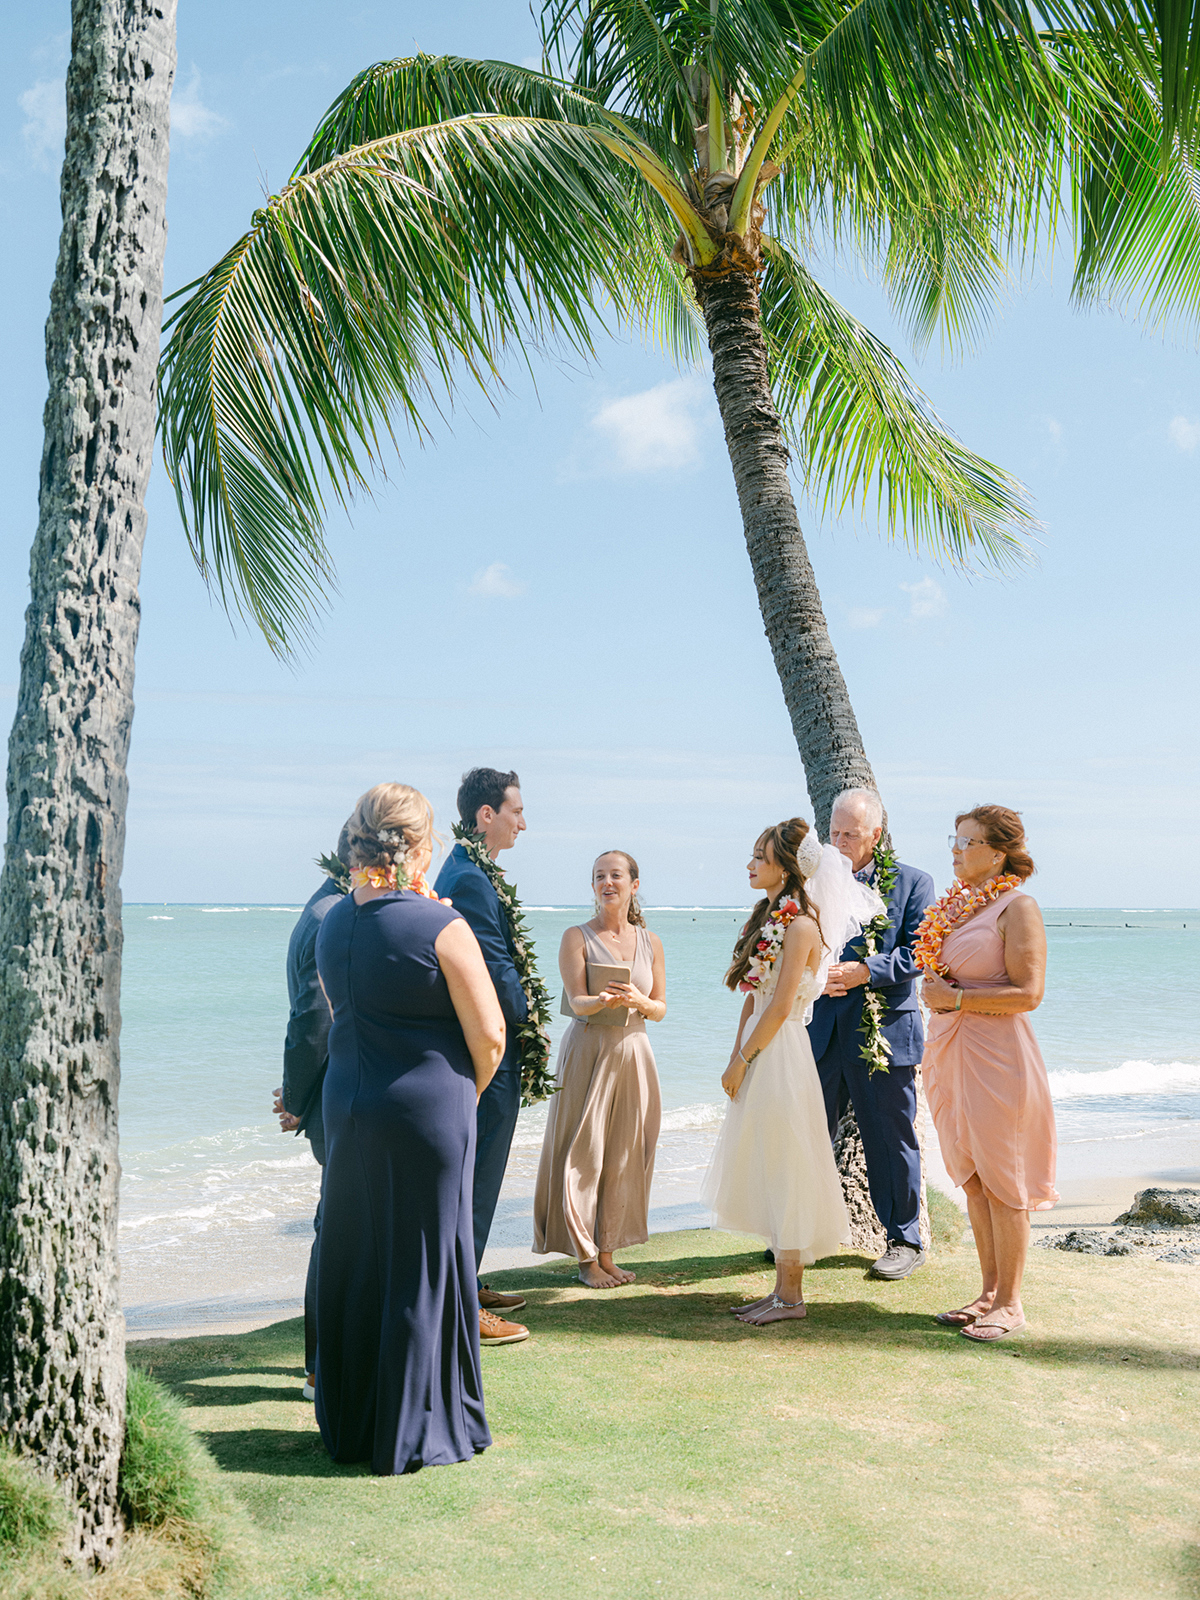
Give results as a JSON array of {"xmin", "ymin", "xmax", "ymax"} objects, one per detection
[
  {"xmin": 591, "ymin": 377, "xmax": 712, "ymax": 473},
  {"xmin": 171, "ymin": 70, "xmax": 227, "ymax": 140},
  {"xmin": 1045, "ymin": 416, "xmax": 1063, "ymax": 444},
  {"xmin": 19, "ymin": 78, "xmax": 66, "ymax": 164},
  {"xmin": 901, "ymin": 577, "xmax": 947, "ymax": 619},
  {"xmin": 469, "ymin": 562, "xmax": 527, "ymax": 599},
  {"xmin": 1168, "ymin": 415, "xmax": 1200, "ymax": 453},
  {"xmin": 848, "ymin": 606, "xmax": 886, "ymax": 629}
]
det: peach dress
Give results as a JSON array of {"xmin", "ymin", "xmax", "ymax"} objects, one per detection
[{"xmin": 922, "ymin": 888, "xmax": 1058, "ymax": 1212}]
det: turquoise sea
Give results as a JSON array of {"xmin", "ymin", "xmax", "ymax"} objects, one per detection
[{"xmin": 118, "ymin": 904, "xmax": 1200, "ymax": 1331}]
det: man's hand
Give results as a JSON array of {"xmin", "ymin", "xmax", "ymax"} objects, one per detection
[
  {"xmin": 272, "ymin": 1085, "xmax": 300, "ymax": 1133},
  {"xmin": 824, "ymin": 960, "xmax": 871, "ymax": 997}
]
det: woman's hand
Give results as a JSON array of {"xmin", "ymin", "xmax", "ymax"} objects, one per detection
[
  {"xmin": 607, "ymin": 981, "xmax": 649, "ymax": 1015},
  {"xmin": 721, "ymin": 1053, "xmax": 748, "ymax": 1101},
  {"xmin": 922, "ymin": 973, "xmax": 959, "ymax": 1013},
  {"xmin": 595, "ymin": 985, "xmax": 629, "ymax": 1010}
]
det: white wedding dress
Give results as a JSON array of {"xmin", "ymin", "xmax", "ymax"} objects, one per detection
[{"xmin": 701, "ymin": 844, "xmax": 882, "ymax": 1262}]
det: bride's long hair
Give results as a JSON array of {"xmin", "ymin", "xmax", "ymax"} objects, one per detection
[{"xmin": 725, "ymin": 819, "xmax": 822, "ymax": 991}]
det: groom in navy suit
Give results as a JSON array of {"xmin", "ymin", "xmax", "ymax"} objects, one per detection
[
  {"xmin": 808, "ymin": 788, "xmax": 935, "ymax": 1280},
  {"xmin": 435, "ymin": 767, "xmax": 532, "ymax": 1345}
]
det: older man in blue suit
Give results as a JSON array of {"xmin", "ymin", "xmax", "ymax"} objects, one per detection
[{"xmin": 808, "ymin": 788, "xmax": 935, "ymax": 1280}]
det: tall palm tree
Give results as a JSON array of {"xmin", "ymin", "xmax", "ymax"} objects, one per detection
[
  {"xmin": 162, "ymin": 4, "xmax": 1070, "ymax": 832},
  {"xmin": 0, "ymin": 0, "xmax": 177, "ymax": 1564}
]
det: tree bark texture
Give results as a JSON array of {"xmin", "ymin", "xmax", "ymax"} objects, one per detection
[
  {"xmin": 698, "ymin": 269, "xmax": 879, "ymax": 840},
  {"xmin": 700, "ymin": 266, "xmax": 929, "ymax": 1250},
  {"xmin": 0, "ymin": 0, "xmax": 175, "ymax": 1565}
]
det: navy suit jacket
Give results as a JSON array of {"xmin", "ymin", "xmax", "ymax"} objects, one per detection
[
  {"xmin": 434, "ymin": 844, "xmax": 528, "ymax": 1072},
  {"xmin": 282, "ymin": 876, "xmax": 345, "ymax": 1164},
  {"xmin": 807, "ymin": 858, "xmax": 935, "ymax": 1070}
]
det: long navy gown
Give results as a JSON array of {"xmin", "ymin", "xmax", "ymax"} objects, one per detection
[{"xmin": 313, "ymin": 889, "xmax": 491, "ymax": 1474}]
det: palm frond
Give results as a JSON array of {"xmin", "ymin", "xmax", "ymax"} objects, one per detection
[
  {"xmin": 160, "ymin": 115, "xmax": 650, "ymax": 655},
  {"xmin": 760, "ymin": 238, "xmax": 1037, "ymax": 569},
  {"xmin": 1069, "ymin": 57, "xmax": 1200, "ymax": 326}
]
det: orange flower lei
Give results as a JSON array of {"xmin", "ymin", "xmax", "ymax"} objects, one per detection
[
  {"xmin": 913, "ymin": 874, "xmax": 1022, "ymax": 977},
  {"xmin": 349, "ymin": 864, "xmax": 437, "ymax": 899}
]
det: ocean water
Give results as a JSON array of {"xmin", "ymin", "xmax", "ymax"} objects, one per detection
[{"xmin": 117, "ymin": 903, "xmax": 1200, "ymax": 1329}]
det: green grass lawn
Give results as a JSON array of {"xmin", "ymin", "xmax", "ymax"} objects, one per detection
[{"xmin": 127, "ymin": 1228, "xmax": 1200, "ymax": 1600}]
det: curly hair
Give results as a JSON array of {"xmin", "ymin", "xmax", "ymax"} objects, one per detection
[{"xmin": 725, "ymin": 818, "xmax": 821, "ymax": 991}]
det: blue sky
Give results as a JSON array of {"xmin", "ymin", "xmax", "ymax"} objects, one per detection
[{"xmin": 2, "ymin": 2, "xmax": 1197, "ymax": 907}]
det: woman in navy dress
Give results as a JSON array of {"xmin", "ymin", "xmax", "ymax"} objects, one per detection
[{"xmin": 314, "ymin": 783, "xmax": 505, "ymax": 1474}]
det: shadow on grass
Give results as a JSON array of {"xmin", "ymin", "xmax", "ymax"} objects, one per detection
[
  {"xmin": 177, "ymin": 1381, "xmax": 310, "ymax": 1408},
  {"xmin": 196, "ymin": 1427, "xmax": 363, "ymax": 1478},
  {"xmin": 499, "ymin": 1256, "xmax": 1200, "ymax": 1371}
]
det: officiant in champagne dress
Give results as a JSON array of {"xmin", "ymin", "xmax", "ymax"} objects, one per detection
[{"xmin": 533, "ymin": 851, "xmax": 665, "ymax": 1289}]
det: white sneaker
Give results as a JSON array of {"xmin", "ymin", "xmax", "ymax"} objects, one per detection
[{"xmin": 302, "ymin": 1374, "xmax": 315, "ymax": 1401}]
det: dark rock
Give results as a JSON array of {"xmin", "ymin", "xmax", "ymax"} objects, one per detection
[
  {"xmin": 1156, "ymin": 1245, "xmax": 1200, "ymax": 1263},
  {"xmin": 1045, "ymin": 1229, "xmax": 1108, "ymax": 1254},
  {"xmin": 1114, "ymin": 1188, "xmax": 1200, "ymax": 1228}
]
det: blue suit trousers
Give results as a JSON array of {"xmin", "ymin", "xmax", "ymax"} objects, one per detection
[
  {"xmin": 814, "ymin": 1045, "xmax": 922, "ymax": 1251},
  {"xmin": 473, "ymin": 1052, "xmax": 522, "ymax": 1281}
]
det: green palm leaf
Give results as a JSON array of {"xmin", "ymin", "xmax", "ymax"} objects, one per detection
[
  {"xmin": 160, "ymin": 113, "xmax": 655, "ymax": 654},
  {"xmin": 760, "ymin": 237, "xmax": 1037, "ymax": 568},
  {"xmin": 1069, "ymin": 55, "xmax": 1200, "ymax": 325}
]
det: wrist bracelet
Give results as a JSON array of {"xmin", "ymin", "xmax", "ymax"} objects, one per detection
[{"xmin": 954, "ymin": 990, "xmax": 963, "ymax": 1012}]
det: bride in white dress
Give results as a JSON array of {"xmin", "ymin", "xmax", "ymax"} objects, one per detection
[{"xmin": 701, "ymin": 817, "xmax": 883, "ymax": 1326}]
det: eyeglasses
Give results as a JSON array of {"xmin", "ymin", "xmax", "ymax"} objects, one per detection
[{"xmin": 948, "ymin": 834, "xmax": 988, "ymax": 851}]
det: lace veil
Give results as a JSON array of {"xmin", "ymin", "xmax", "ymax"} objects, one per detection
[{"xmin": 798, "ymin": 838, "xmax": 886, "ymax": 1010}]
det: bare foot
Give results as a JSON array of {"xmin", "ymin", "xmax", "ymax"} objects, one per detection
[
  {"xmin": 735, "ymin": 1296, "xmax": 807, "ymax": 1326},
  {"xmin": 730, "ymin": 1295, "xmax": 775, "ymax": 1316},
  {"xmin": 597, "ymin": 1253, "xmax": 635, "ymax": 1285},
  {"xmin": 579, "ymin": 1260, "xmax": 620, "ymax": 1289}
]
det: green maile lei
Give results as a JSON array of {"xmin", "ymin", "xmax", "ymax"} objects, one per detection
[
  {"xmin": 316, "ymin": 853, "xmax": 350, "ymax": 894},
  {"xmin": 451, "ymin": 823, "xmax": 557, "ymax": 1108},
  {"xmin": 858, "ymin": 844, "xmax": 899, "ymax": 1076}
]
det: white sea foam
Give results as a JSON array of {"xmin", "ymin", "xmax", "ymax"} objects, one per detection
[
  {"xmin": 148, "ymin": 916, "xmax": 173, "ymax": 921},
  {"xmin": 200, "ymin": 906, "xmax": 252, "ymax": 913},
  {"xmin": 1048, "ymin": 1060, "xmax": 1200, "ymax": 1100}
]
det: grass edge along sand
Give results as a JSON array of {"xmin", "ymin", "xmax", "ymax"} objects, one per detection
[{"xmin": 6, "ymin": 1209, "xmax": 1200, "ymax": 1600}]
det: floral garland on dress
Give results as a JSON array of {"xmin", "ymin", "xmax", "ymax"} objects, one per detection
[
  {"xmin": 737, "ymin": 897, "xmax": 803, "ymax": 993},
  {"xmin": 857, "ymin": 844, "xmax": 898, "ymax": 1076},
  {"xmin": 913, "ymin": 873, "xmax": 1023, "ymax": 977},
  {"xmin": 452, "ymin": 823, "xmax": 556, "ymax": 1107}
]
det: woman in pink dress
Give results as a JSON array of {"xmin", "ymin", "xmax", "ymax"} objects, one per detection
[{"xmin": 917, "ymin": 806, "xmax": 1056, "ymax": 1343}]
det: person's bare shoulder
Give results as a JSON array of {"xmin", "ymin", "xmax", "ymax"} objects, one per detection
[
  {"xmin": 784, "ymin": 912, "xmax": 821, "ymax": 949},
  {"xmin": 560, "ymin": 923, "xmax": 586, "ymax": 953},
  {"xmin": 999, "ymin": 891, "xmax": 1043, "ymax": 932}
]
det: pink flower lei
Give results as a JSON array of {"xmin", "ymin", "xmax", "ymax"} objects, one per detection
[{"xmin": 738, "ymin": 897, "xmax": 803, "ymax": 993}]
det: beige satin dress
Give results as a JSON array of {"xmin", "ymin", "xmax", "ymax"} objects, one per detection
[
  {"xmin": 922, "ymin": 888, "xmax": 1058, "ymax": 1212},
  {"xmin": 533, "ymin": 924, "xmax": 662, "ymax": 1261}
]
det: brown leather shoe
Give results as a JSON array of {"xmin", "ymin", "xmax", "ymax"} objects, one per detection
[
  {"xmin": 479, "ymin": 1284, "xmax": 527, "ymax": 1312},
  {"xmin": 479, "ymin": 1308, "xmax": 529, "ymax": 1346}
]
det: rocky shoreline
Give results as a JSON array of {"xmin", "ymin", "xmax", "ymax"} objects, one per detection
[{"xmin": 1037, "ymin": 1187, "xmax": 1200, "ymax": 1263}]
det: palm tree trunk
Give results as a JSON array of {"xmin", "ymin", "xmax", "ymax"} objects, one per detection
[
  {"xmin": 696, "ymin": 268, "xmax": 879, "ymax": 839},
  {"xmin": 696, "ymin": 265, "xmax": 929, "ymax": 1256},
  {"xmin": 0, "ymin": 0, "xmax": 176, "ymax": 1565}
]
